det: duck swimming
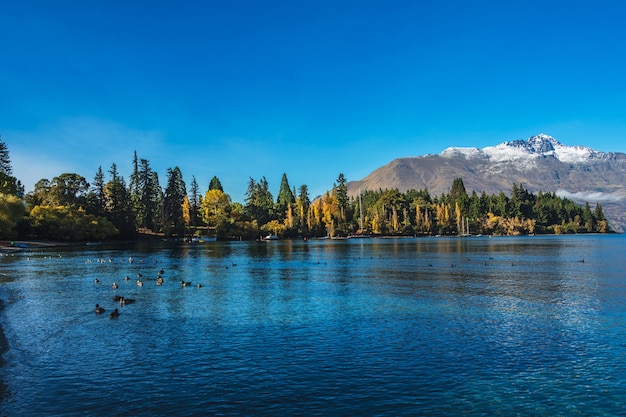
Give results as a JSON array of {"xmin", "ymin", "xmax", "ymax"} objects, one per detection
[
  {"xmin": 112, "ymin": 282, "xmax": 119, "ymax": 289},
  {"xmin": 110, "ymin": 308, "xmax": 120, "ymax": 319},
  {"xmin": 119, "ymin": 297, "xmax": 136, "ymax": 305},
  {"xmin": 94, "ymin": 304, "xmax": 105, "ymax": 314}
]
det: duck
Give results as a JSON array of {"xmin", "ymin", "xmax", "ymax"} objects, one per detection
[
  {"xmin": 110, "ymin": 308, "xmax": 120, "ymax": 319},
  {"xmin": 180, "ymin": 280, "xmax": 192, "ymax": 288},
  {"xmin": 112, "ymin": 282, "xmax": 119, "ymax": 289},
  {"xmin": 159, "ymin": 269, "xmax": 165, "ymax": 275},
  {"xmin": 119, "ymin": 297, "xmax": 136, "ymax": 305},
  {"xmin": 94, "ymin": 304, "xmax": 105, "ymax": 314},
  {"xmin": 137, "ymin": 280, "xmax": 144, "ymax": 287},
  {"xmin": 94, "ymin": 278, "xmax": 100, "ymax": 283},
  {"xmin": 156, "ymin": 277, "xmax": 164, "ymax": 286},
  {"xmin": 113, "ymin": 295, "xmax": 123, "ymax": 302},
  {"xmin": 124, "ymin": 275, "xmax": 130, "ymax": 281},
  {"xmin": 197, "ymin": 283, "xmax": 202, "ymax": 288}
]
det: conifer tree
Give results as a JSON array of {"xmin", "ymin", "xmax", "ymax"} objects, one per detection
[
  {"xmin": 163, "ymin": 167, "xmax": 187, "ymax": 237},
  {"xmin": 209, "ymin": 176, "xmax": 223, "ymax": 192},
  {"xmin": 276, "ymin": 173, "xmax": 295, "ymax": 221},
  {"xmin": 0, "ymin": 136, "xmax": 12, "ymax": 175}
]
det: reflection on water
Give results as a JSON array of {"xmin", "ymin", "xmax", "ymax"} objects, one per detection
[{"xmin": 1, "ymin": 235, "xmax": 626, "ymax": 416}]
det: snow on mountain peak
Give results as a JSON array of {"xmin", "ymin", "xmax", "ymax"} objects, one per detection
[
  {"xmin": 505, "ymin": 133, "xmax": 560, "ymax": 154},
  {"xmin": 440, "ymin": 134, "xmax": 601, "ymax": 165},
  {"xmin": 440, "ymin": 146, "xmax": 482, "ymax": 159}
]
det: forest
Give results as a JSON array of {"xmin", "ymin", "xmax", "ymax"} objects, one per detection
[{"xmin": 0, "ymin": 139, "xmax": 611, "ymax": 242}]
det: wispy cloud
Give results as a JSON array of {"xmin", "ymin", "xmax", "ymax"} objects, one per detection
[
  {"xmin": 8, "ymin": 117, "xmax": 165, "ymax": 191},
  {"xmin": 556, "ymin": 189, "xmax": 625, "ymax": 204}
]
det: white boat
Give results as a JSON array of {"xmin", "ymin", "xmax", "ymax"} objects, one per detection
[
  {"xmin": 191, "ymin": 236, "xmax": 217, "ymax": 243},
  {"xmin": 262, "ymin": 234, "xmax": 279, "ymax": 241}
]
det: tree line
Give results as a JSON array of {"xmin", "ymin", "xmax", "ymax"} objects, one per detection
[{"xmin": 0, "ymin": 139, "xmax": 611, "ymax": 242}]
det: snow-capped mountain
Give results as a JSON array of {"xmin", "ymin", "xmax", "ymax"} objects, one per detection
[
  {"xmin": 347, "ymin": 134, "xmax": 626, "ymax": 231},
  {"xmin": 441, "ymin": 134, "xmax": 606, "ymax": 165}
]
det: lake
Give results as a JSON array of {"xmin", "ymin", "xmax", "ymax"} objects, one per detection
[{"xmin": 1, "ymin": 235, "xmax": 626, "ymax": 416}]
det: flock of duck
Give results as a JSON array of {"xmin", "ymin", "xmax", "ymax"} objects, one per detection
[{"xmin": 93, "ymin": 264, "xmax": 202, "ymax": 319}]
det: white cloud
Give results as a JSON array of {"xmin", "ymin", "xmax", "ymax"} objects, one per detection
[{"xmin": 555, "ymin": 189, "xmax": 625, "ymax": 204}]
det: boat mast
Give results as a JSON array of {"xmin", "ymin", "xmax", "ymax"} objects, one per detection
[{"xmin": 359, "ymin": 188, "xmax": 364, "ymax": 233}]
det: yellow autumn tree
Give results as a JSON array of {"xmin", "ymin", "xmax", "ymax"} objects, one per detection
[
  {"xmin": 182, "ymin": 195, "xmax": 191, "ymax": 229},
  {"xmin": 201, "ymin": 189, "xmax": 231, "ymax": 228},
  {"xmin": 322, "ymin": 192, "xmax": 339, "ymax": 237}
]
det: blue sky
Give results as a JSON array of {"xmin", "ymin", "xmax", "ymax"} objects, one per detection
[{"xmin": 2, "ymin": 0, "xmax": 626, "ymax": 203}]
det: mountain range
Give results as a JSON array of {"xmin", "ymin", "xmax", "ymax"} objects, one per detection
[{"xmin": 346, "ymin": 134, "xmax": 626, "ymax": 232}]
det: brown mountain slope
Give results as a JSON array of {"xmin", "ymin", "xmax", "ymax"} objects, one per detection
[{"xmin": 346, "ymin": 135, "xmax": 626, "ymax": 232}]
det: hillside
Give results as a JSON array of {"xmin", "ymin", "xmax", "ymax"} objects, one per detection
[{"xmin": 347, "ymin": 134, "xmax": 626, "ymax": 232}]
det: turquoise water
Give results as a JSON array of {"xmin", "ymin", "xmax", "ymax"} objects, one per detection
[{"xmin": 1, "ymin": 235, "xmax": 626, "ymax": 416}]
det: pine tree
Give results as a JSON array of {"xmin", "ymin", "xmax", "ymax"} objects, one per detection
[
  {"xmin": 0, "ymin": 136, "xmax": 12, "ymax": 175},
  {"xmin": 163, "ymin": 167, "xmax": 187, "ymax": 237},
  {"xmin": 189, "ymin": 175, "xmax": 200, "ymax": 227},
  {"xmin": 276, "ymin": 173, "xmax": 295, "ymax": 221},
  {"xmin": 209, "ymin": 176, "xmax": 223, "ymax": 192},
  {"xmin": 335, "ymin": 173, "xmax": 348, "ymax": 223},
  {"xmin": 296, "ymin": 184, "xmax": 310, "ymax": 235},
  {"xmin": 105, "ymin": 163, "xmax": 136, "ymax": 239},
  {"xmin": 91, "ymin": 166, "xmax": 107, "ymax": 216}
]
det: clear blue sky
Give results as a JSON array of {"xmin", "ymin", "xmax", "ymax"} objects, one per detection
[{"xmin": 2, "ymin": 0, "xmax": 626, "ymax": 203}]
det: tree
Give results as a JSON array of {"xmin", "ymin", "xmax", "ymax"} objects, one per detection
[
  {"xmin": 335, "ymin": 173, "xmax": 349, "ymax": 224},
  {"xmin": 0, "ymin": 193, "xmax": 25, "ymax": 239},
  {"xmin": 0, "ymin": 171, "xmax": 24, "ymax": 197},
  {"xmin": 209, "ymin": 176, "xmax": 224, "ymax": 192},
  {"xmin": 201, "ymin": 188, "xmax": 231, "ymax": 229},
  {"xmin": 49, "ymin": 173, "xmax": 89, "ymax": 207},
  {"xmin": 276, "ymin": 173, "xmax": 295, "ymax": 221},
  {"xmin": 86, "ymin": 166, "xmax": 107, "ymax": 216},
  {"xmin": 163, "ymin": 167, "xmax": 187, "ymax": 237},
  {"xmin": 105, "ymin": 163, "xmax": 136, "ymax": 239},
  {"xmin": 129, "ymin": 151, "xmax": 141, "ymax": 221},
  {"xmin": 134, "ymin": 159, "xmax": 162, "ymax": 232},
  {"xmin": 188, "ymin": 175, "xmax": 200, "ymax": 227},
  {"xmin": 244, "ymin": 177, "xmax": 273, "ymax": 228},
  {"xmin": 449, "ymin": 178, "xmax": 467, "ymax": 202},
  {"xmin": 0, "ymin": 136, "xmax": 12, "ymax": 175},
  {"xmin": 0, "ymin": 138, "xmax": 23, "ymax": 196},
  {"xmin": 28, "ymin": 205, "xmax": 117, "ymax": 241},
  {"xmin": 296, "ymin": 184, "xmax": 310, "ymax": 236}
]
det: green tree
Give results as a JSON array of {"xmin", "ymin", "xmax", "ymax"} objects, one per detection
[
  {"xmin": 449, "ymin": 177, "xmax": 467, "ymax": 203},
  {"xmin": 163, "ymin": 167, "xmax": 187, "ymax": 237},
  {"xmin": 0, "ymin": 136, "xmax": 12, "ymax": 175},
  {"xmin": 296, "ymin": 184, "xmax": 310, "ymax": 236},
  {"xmin": 105, "ymin": 163, "xmax": 136, "ymax": 239},
  {"xmin": 335, "ymin": 173, "xmax": 349, "ymax": 224},
  {"xmin": 135, "ymin": 159, "xmax": 162, "ymax": 232},
  {"xmin": 276, "ymin": 173, "xmax": 295, "ymax": 221},
  {"xmin": 29, "ymin": 205, "xmax": 117, "ymax": 241},
  {"xmin": 93, "ymin": 166, "xmax": 107, "ymax": 214},
  {"xmin": 189, "ymin": 175, "xmax": 201, "ymax": 227},
  {"xmin": 209, "ymin": 176, "xmax": 224, "ymax": 192},
  {"xmin": 0, "ymin": 193, "xmax": 25, "ymax": 239},
  {"xmin": 49, "ymin": 173, "xmax": 89, "ymax": 207},
  {"xmin": 244, "ymin": 177, "xmax": 273, "ymax": 228}
]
